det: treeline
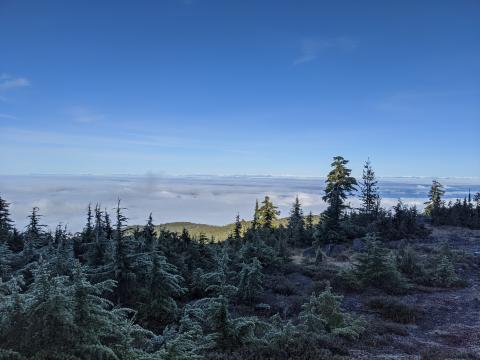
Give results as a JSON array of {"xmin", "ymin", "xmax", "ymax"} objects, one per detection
[
  {"xmin": 424, "ymin": 180, "xmax": 480, "ymax": 228},
  {"xmin": 0, "ymin": 156, "xmax": 477, "ymax": 359}
]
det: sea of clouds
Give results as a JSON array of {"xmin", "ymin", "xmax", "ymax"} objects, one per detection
[{"xmin": 0, "ymin": 174, "xmax": 479, "ymax": 232}]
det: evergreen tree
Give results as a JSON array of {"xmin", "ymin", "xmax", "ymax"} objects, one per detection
[
  {"xmin": 143, "ymin": 212, "xmax": 156, "ymax": 251},
  {"xmin": 75, "ymin": 204, "xmax": 95, "ymax": 262},
  {"xmin": 299, "ymin": 284, "xmax": 364, "ymax": 339},
  {"xmin": 424, "ymin": 180, "xmax": 445, "ymax": 218},
  {"xmin": 87, "ymin": 205, "xmax": 111, "ymax": 267},
  {"xmin": 19, "ymin": 262, "xmax": 76, "ymax": 357},
  {"xmin": 24, "ymin": 207, "xmax": 46, "ymax": 255},
  {"xmin": 180, "ymin": 227, "xmax": 191, "ymax": 249},
  {"xmin": 0, "ymin": 242, "xmax": 13, "ymax": 280},
  {"xmin": 258, "ymin": 196, "xmax": 280, "ymax": 230},
  {"xmin": 0, "ymin": 196, "xmax": 13, "ymax": 245},
  {"xmin": 316, "ymin": 156, "xmax": 357, "ymax": 244},
  {"xmin": 233, "ymin": 213, "xmax": 242, "ymax": 241},
  {"xmin": 139, "ymin": 249, "xmax": 186, "ymax": 326},
  {"xmin": 237, "ymin": 257, "xmax": 263, "ymax": 304},
  {"xmin": 52, "ymin": 224, "xmax": 74, "ymax": 276},
  {"xmin": 251, "ymin": 199, "xmax": 260, "ymax": 231},
  {"xmin": 112, "ymin": 200, "xmax": 135, "ymax": 304},
  {"xmin": 287, "ymin": 196, "xmax": 305, "ymax": 247},
  {"xmin": 354, "ymin": 233, "xmax": 407, "ymax": 294},
  {"xmin": 204, "ymin": 295, "xmax": 257, "ymax": 349},
  {"xmin": 103, "ymin": 209, "xmax": 113, "ymax": 241},
  {"xmin": 202, "ymin": 247, "xmax": 238, "ymax": 299},
  {"xmin": 305, "ymin": 211, "xmax": 314, "ymax": 233},
  {"xmin": 359, "ymin": 159, "xmax": 380, "ymax": 216},
  {"xmin": 322, "ymin": 156, "xmax": 357, "ymax": 226},
  {"xmin": 7, "ymin": 228, "xmax": 23, "ymax": 253}
]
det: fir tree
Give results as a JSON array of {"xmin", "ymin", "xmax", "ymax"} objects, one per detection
[
  {"xmin": 180, "ymin": 228, "xmax": 191, "ymax": 249},
  {"xmin": 287, "ymin": 195, "xmax": 305, "ymax": 247},
  {"xmin": 87, "ymin": 205, "xmax": 111, "ymax": 267},
  {"xmin": 322, "ymin": 156, "xmax": 357, "ymax": 226},
  {"xmin": 143, "ymin": 212, "xmax": 156, "ymax": 251},
  {"xmin": 0, "ymin": 242, "xmax": 13, "ymax": 280},
  {"xmin": 103, "ymin": 209, "xmax": 113, "ymax": 241},
  {"xmin": 139, "ymin": 250, "xmax": 186, "ymax": 326},
  {"xmin": 237, "ymin": 257, "xmax": 263, "ymax": 304},
  {"xmin": 432, "ymin": 255, "xmax": 459, "ymax": 288},
  {"xmin": 24, "ymin": 207, "xmax": 46, "ymax": 255},
  {"xmin": 316, "ymin": 156, "xmax": 357, "ymax": 244},
  {"xmin": 204, "ymin": 295, "xmax": 257, "ymax": 349},
  {"xmin": 52, "ymin": 224, "xmax": 74, "ymax": 276},
  {"xmin": 354, "ymin": 233, "xmax": 407, "ymax": 294},
  {"xmin": 305, "ymin": 211, "xmax": 314, "ymax": 233},
  {"xmin": 75, "ymin": 204, "xmax": 95, "ymax": 262},
  {"xmin": 424, "ymin": 180, "xmax": 445, "ymax": 218},
  {"xmin": 202, "ymin": 247, "xmax": 238, "ymax": 299},
  {"xmin": 251, "ymin": 199, "xmax": 260, "ymax": 231},
  {"xmin": 112, "ymin": 199, "xmax": 135, "ymax": 304},
  {"xmin": 299, "ymin": 284, "xmax": 364, "ymax": 339},
  {"xmin": 233, "ymin": 213, "xmax": 242, "ymax": 241},
  {"xmin": 258, "ymin": 196, "xmax": 280, "ymax": 230},
  {"xmin": 359, "ymin": 159, "xmax": 380, "ymax": 216},
  {"xmin": 0, "ymin": 196, "xmax": 13, "ymax": 245}
]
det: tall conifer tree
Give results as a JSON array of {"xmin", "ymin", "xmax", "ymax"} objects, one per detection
[{"xmin": 359, "ymin": 159, "xmax": 380, "ymax": 216}]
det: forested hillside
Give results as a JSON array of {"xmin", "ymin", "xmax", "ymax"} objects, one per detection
[
  {"xmin": 1, "ymin": 157, "xmax": 479, "ymax": 359},
  {"xmin": 128, "ymin": 216, "xmax": 321, "ymax": 242}
]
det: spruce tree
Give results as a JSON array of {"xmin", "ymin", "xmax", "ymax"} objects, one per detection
[
  {"xmin": 424, "ymin": 180, "xmax": 445, "ymax": 219},
  {"xmin": 24, "ymin": 207, "xmax": 46, "ymax": 255},
  {"xmin": 237, "ymin": 257, "xmax": 263, "ymax": 304},
  {"xmin": 139, "ymin": 249, "xmax": 186, "ymax": 326},
  {"xmin": 0, "ymin": 242, "xmax": 13, "ymax": 279},
  {"xmin": 299, "ymin": 284, "xmax": 364, "ymax": 339},
  {"xmin": 354, "ymin": 233, "xmax": 407, "ymax": 293},
  {"xmin": 202, "ymin": 247, "xmax": 238, "ymax": 299},
  {"xmin": 112, "ymin": 200, "xmax": 135, "ymax": 304},
  {"xmin": 359, "ymin": 159, "xmax": 380, "ymax": 217},
  {"xmin": 52, "ymin": 224, "xmax": 74, "ymax": 276},
  {"xmin": 251, "ymin": 199, "xmax": 260, "ymax": 231},
  {"xmin": 0, "ymin": 196, "xmax": 13, "ymax": 245},
  {"xmin": 323, "ymin": 156, "xmax": 357, "ymax": 225},
  {"xmin": 233, "ymin": 213, "xmax": 242, "ymax": 241},
  {"xmin": 87, "ymin": 205, "xmax": 111, "ymax": 267},
  {"xmin": 75, "ymin": 204, "xmax": 95, "ymax": 262},
  {"xmin": 305, "ymin": 211, "xmax": 314, "ymax": 233},
  {"xmin": 258, "ymin": 196, "xmax": 280, "ymax": 230},
  {"xmin": 103, "ymin": 209, "xmax": 113, "ymax": 241},
  {"xmin": 143, "ymin": 212, "xmax": 156, "ymax": 251},
  {"xmin": 287, "ymin": 195, "xmax": 305, "ymax": 247}
]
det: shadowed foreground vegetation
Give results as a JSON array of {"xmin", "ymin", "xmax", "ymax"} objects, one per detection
[{"xmin": 1, "ymin": 157, "xmax": 479, "ymax": 359}]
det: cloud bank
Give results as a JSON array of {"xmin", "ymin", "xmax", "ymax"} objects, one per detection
[{"xmin": 0, "ymin": 175, "xmax": 478, "ymax": 232}]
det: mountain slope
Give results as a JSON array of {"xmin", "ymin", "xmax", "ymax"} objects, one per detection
[{"xmin": 131, "ymin": 215, "xmax": 321, "ymax": 241}]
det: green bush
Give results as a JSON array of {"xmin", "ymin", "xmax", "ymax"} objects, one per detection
[{"xmin": 353, "ymin": 233, "xmax": 409, "ymax": 294}]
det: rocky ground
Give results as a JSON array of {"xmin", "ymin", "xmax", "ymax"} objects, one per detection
[
  {"xmin": 349, "ymin": 226, "xmax": 480, "ymax": 359},
  {"xmin": 271, "ymin": 226, "xmax": 480, "ymax": 359}
]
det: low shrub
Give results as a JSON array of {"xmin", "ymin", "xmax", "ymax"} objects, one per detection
[{"xmin": 367, "ymin": 296, "xmax": 420, "ymax": 324}]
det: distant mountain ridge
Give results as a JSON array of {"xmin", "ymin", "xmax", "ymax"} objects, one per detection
[{"xmin": 130, "ymin": 215, "xmax": 321, "ymax": 241}]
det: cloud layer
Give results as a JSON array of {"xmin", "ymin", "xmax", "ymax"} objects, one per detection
[{"xmin": 0, "ymin": 175, "xmax": 478, "ymax": 232}]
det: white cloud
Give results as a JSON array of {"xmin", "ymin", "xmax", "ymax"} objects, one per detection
[
  {"xmin": 0, "ymin": 74, "xmax": 31, "ymax": 92},
  {"xmin": 0, "ymin": 174, "xmax": 477, "ymax": 232},
  {"xmin": 293, "ymin": 37, "xmax": 359, "ymax": 65}
]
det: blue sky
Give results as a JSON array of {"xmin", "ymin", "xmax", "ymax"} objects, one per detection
[{"xmin": 1, "ymin": 0, "xmax": 479, "ymax": 177}]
